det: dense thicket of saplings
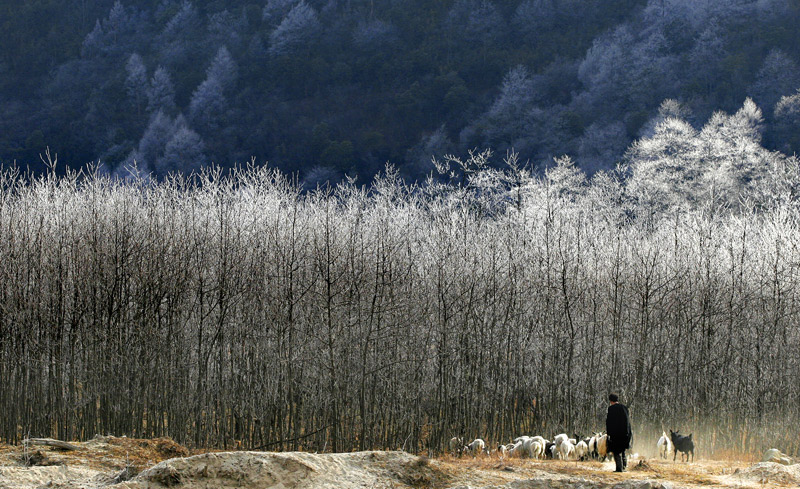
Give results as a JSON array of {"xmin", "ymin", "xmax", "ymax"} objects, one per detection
[{"xmin": 1, "ymin": 134, "xmax": 800, "ymax": 456}]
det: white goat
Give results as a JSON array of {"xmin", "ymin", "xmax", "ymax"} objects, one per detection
[
  {"xmin": 558, "ymin": 438, "xmax": 575, "ymax": 460},
  {"xmin": 595, "ymin": 433, "xmax": 609, "ymax": 461},
  {"xmin": 449, "ymin": 436, "xmax": 464, "ymax": 456},
  {"xmin": 529, "ymin": 440, "xmax": 545, "ymax": 459},
  {"xmin": 521, "ymin": 437, "xmax": 534, "ymax": 455},
  {"xmin": 553, "ymin": 433, "xmax": 569, "ymax": 446},
  {"xmin": 657, "ymin": 431, "xmax": 673, "ymax": 459},
  {"xmin": 509, "ymin": 440, "xmax": 525, "ymax": 458},
  {"xmin": 465, "ymin": 438, "xmax": 486, "ymax": 457},
  {"xmin": 522, "ymin": 436, "xmax": 547, "ymax": 457},
  {"xmin": 497, "ymin": 443, "xmax": 513, "ymax": 459},
  {"xmin": 530, "ymin": 435, "xmax": 547, "ymax": 447},
  {"xmin": 575, "ymin": 440, "xmax": 588, "ymax": 460}
]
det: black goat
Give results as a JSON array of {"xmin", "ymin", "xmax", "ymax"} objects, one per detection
[{"xmin": 670, "ymin": 429, "xmax": 694, "ymax": 462}]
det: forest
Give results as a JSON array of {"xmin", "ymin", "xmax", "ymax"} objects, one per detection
[
  {"xmin": 1, "ymin": 0, "xmax": 800, "ymax": 183},
  {"xmin": 1, "ymin": 93, "xmax": 800, "ymax": 455},
  {"xmin": 2, "ymin": 0, "xmax": 800, "ymax": 460}
]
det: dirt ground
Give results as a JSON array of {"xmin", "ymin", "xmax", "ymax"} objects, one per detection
[{"xmin": 0, "ymin": 437, "xmax": 797, "ymax": 488}]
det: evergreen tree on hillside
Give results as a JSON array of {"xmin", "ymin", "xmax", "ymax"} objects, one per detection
[
  {"xmin": 137, "ymin": 110, "xmax": 178, "ymax": 169},
  {"xmin": 269, "ymin": 1, "xmax": 320, "ymax": 56},
  {"xmin": 773, "ymin": 90, "xmax": 800, "ymax": 153},
  {"xmin": 189, "ymin": 78, "xmax": 227, "ymax": 131},
  {"xmin": 80, "ymin": 1, "xmax": 139, "ymax": 58},
  {"xmin": 125, "ymin": 53, "xmax": 148, "ymax": 117},
  {"xmin": 158, "ymin": 1, "xmax": 203, "ymax": 66},
  {"xmin": 750, "ymin": 50, "xmax": 800, "ymax": 116},
  {"xmin": 205, "ymin": 47, "xmax": 238, "ymax": 91},
  {"xmin": 157, "ymin": 125, "xmax": 205, "ymax": 175},
  {"xmin": 147, "ymin": 67, "xmax": 177, "ymax": 114},
  {"xmin": 263, "ymin": 0, "xmax": 297, "ymax": 26},
  {"xmin": 445, "ymin": 0, "xmax": 504, "ymax": 48},
  {"xmin": 512, "ymin": 0, "xmax": 557, "ymax": 44},
  {"xmin": 476, "ymin": 65, "xmax": 536, "ymax": 152}
]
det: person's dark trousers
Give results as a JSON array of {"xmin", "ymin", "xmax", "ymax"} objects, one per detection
[{"xmin": 613, "ymin": 450, "xmax": 627, "ymax": 472}]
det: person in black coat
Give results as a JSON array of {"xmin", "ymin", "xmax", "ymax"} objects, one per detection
[{"xmin": 605, "ymin": 392, "xmax": 632, "ymax": 472}]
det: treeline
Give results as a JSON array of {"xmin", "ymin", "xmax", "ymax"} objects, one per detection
[
  {"xmin": 2, "ymin": 0, "xmax": 800, "ymax": 181},
  {"xmin": 2, "ymin": 118, "xmax": 800, "ymax": 455}
]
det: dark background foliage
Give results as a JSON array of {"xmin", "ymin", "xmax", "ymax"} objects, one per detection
[{"xmin": 1, "ymin": 0, "xmax": 799, "ymax": 182}]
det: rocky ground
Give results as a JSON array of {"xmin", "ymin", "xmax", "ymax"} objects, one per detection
[{"xmin": 0, "ymin": 436, "xmax": 797, "ymax": 488}]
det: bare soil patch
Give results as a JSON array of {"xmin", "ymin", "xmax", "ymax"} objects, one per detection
[{"xmin": 0, "ymin": 438, "xmax": 795, "ymax": 488}]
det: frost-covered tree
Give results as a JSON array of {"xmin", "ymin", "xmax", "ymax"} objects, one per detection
[
  {"xmin": 146, "ymin": 66, "xmax": 176, "ymax": 114},
  {"xmin": 641, "ymin": 0, "xmax": 693, "ymax": 26},
  {"xmin": 775, "ymin": 90, "xmax": 800, "ymax": 124},
  {"xmin": 137, "ymin": 110, "xmax": 178, "ymax": 168},
  {"xmin": 695, "ymin": 100, "xmax": 766, "ymax": 205},
  {"xmin": 80, "ymin": 1, "xmax": 138, "ymax": 58},
  {"xmin": 585, "ymin": 168, "xmax": 627, "ymax": 223},
  {"xmin": 577, "ymin": 121, "xmax": 628, "ymax": 172},
  {"xmin": 578, "ymin": 24, "xmax": 677, "ymax": 116},
  {"xmin": 642, "ymin": 0, "xmax": 758, "ymax": 29},
  {"xmin": 301, "ymin": 164, "xmax": 339, "ymax": 190},
  {"xmin": 577, "ymin": 26, "xmax": 635, "ymax": 115},
  {"xmin": 162, "ymin": 0, "xmax": 201, "ymax": 39},
  {"xmin": 638, "ymin": 99, "xmax": 692, "ymax": 138},
  {"xmin": 625, "ymin": 98, "xmax": 790, "ymax": 214},
  {"xmin": 710, "ymin": 97, "xmax": 764, "ymax": 143},
  {"xmin": 105, "ymin": 1, "xmax": 131, "ymax": 35},
  {"xmin": 5, "ymin": 158, "xmax": 800, "ymax": 455},
  {"xmin": 625, "ymin": 115, "xmax": 701, "ymax": 213},
  {"xmin": 545, "ymin": 155, "xmax": 587, "ymax": 202},
  {"xmin": 207, "ymin": 10, "xmax": 246, "ymax": 49},
  {"xmin": 269, "ymin": 1, "xmax": 321, "ymax": 56},
  {"xmin": 445, "ymin": 0, "xmax": 504, "ymax": 48},
  {"xmin": 125, "ymin": 53, "xmax": 148, "ymax": 116},
  {"xmin": 205, "ymin": 47, "xmax": 238, "ymax": 91},
  {"xmin": 625, "ymin": 30, "xmax": 678, "ymax": 109},
  {"xmin": 115, "ymin": 151, "xmax": 152, "ymax": 180},
  {"xmin": 188, "ymin": 49, "xmax": 237, "ymax": 131},
  {"xmin": 156, "ymin": 125, "xmax": 206, "ymax": 175},
  {"xmin": 189, "ymin": 78, "xmax": 227, "ymax": 131},
  {"xmin": 688, "ymin": 21, "xmax": 728, "ymax": 96},
  {"xmin": 476, "ymin": 65, "xmax": 536, "ymax": 151},
  {"xmin": 773, "ymin": 90, "xmax": 800, "ymax": 153},
  {"xmin": 158, "ymin": 1, "xmax": 203, "ymax": 65},
  {"xmin": 750, "ymin": 49, "xmax": 800, "ymax": 116},
  {"xmin": 491, "ymin": 65, "xmax": 534, "ymax": 116},
  {"xmin": 262, "ymin": 0, "xmax": 297, "ymax": 26},
  {"xmin": 405, "ymin": 125, "xmax": 455, "ymax": 178},
  {"xmin": 81, "ymin": 20, "xmax": 105, "ymax": 58},
  {"xmin": 512, "ymin": 0, "xmax": 557, "ymax": 43}
]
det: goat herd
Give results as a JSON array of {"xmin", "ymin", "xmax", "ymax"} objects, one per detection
[{"xmin": 450, "ymin": 429, "xmax": 696, "ymax": 463}]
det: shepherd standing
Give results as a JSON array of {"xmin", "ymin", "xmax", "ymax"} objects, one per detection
[{"xmin": 606, "ymin": 392, "xmax": 632, "ymax": 472}]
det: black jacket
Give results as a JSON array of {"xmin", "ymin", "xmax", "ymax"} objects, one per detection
[{"xmin": 606, "ymin": 402, "xmax": 632, "ymax": 452}]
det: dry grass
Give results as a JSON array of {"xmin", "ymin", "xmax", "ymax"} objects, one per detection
[
  {"xmin": 432, "ymin": 453, "xmax": 760, "ymax": 488},
  {"xmin": 93, "ymin": 436, "xmax": 189, "ymax": 467},
  {"xmin": 0, "ymin": 435, "xmax": 189, "ymax": 473},
  {"xmin": 707, "ymin": 449, "xmax": 759, "ymax": 463},
  {"xmin": 0, "ymin": 440, "xmax": 781, "ymax": 488}
]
